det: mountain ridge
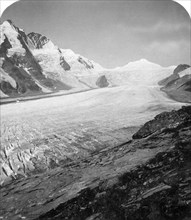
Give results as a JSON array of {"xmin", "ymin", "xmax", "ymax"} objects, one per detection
[{"xmin": 0, "ymin": 20, "xmax": 188, "ymax": 99}]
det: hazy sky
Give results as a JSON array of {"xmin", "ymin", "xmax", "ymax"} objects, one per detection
[{"xmin": 1, "ymin": 0, "xmax": 191, "ymax": 68}]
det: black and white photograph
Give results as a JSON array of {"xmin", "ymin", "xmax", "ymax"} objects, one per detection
[{"xmin": 0, "ymin": 0, "xmax": 191, "ymax": 219}]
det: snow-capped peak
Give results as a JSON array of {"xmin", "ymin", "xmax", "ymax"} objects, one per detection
[
  {"xmin": 123, "ymin": 59, "xmax": 162, "ymax": 70},
  {"xmin": 112, "ymin": 59, "xmax": 162, "ymax": 71},
  {"xmin": 0, "ymin": 20, "xmax": 26, "ymax": 56},
  {"xmin": 139, "ymin": 58, "xmax": 149, "ymax": 62}
]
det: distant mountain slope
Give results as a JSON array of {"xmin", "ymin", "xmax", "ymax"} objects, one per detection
[
  {"xmin": 159, "ymin": 64, "xmax": 191, "ymax": 103},
  {"xmin": 104, "ymin": 64, "xmax": 174, "ymax": 86},
  {"xmin": 0, "ymin": 20, "xmax": 106, "ymax": 98},
  {"xmin": 0, "ymin": 20, "xmax": 180, "ymax": 99},
  {"xmin": 114, "ymin": 58, "xmax": 162, "ymax": 71}
]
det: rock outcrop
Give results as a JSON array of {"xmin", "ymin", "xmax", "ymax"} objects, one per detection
[
  {"xmin": 159, "ymin": 65, "xmax": 191, "ymax": 103},
  {"xmin": 27, "ymin": 32, "xmax": 50, "ymax": 49},
  {"xmin": 96, "ymin": 75, "xmax": 109, "ymax": 88},
  {"xmin": 0, "ymin": 106, "xmax": 191, "ymax": 220},
  {"xmin": 132, "ymin": 106, "xmax": 191, "ymax": 139}
]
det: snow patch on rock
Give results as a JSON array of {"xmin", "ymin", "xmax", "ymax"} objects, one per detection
[{"xmin": 178, "ymin": 67, "xmax": 191, "ymax": 78}]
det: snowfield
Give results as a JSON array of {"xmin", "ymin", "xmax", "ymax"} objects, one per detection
[{"xmin": 0, "ymin": 84, "xmax": 185, "ymax": 183}]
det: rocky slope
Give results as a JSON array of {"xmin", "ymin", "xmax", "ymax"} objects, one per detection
[
  {"xmin": 159, "ymin": 64, "xmax": 191, "ymax": 103},
  {"xmin": 0, "ymin": 106, "xmax": 190, "ymax": 220},
  {"xmin": 132, "ymin": 106, "xmax": 191, "ymax": 139}
]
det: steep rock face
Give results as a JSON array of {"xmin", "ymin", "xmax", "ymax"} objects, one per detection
[
  {"xmin": 0, "ymin": 106, "xmax": 191, "ymax": 220},
  {"xmin": 0, "ymin": 21, "xmax": 42, "ymax": 95},
  {"xmin": 0, "ymin": 35, "xmax": 12, "ymax": 57},
  {"xmin": 60, "ymin": 55, "xmax": 71, "ymax": 70},
  {"xmin": 58, "ymin": 49, "xmax": 71, "ymax": 71},
  {"xmin": 1, "ymin": 58, "xmax": 41, "ymax": 95},
  {"xmin": 27, "ymin": 32, "xmax": 50, "ymax": 49},
  {"xmin": 0, "ymin": 20, "xmax": 73, "ymax": 97},
  {"xmin": 96, "ymin": 75, "xmax": 109, "ymax": 88},
  {"xmin": 132, "ymin": 106, "xmax": 191, "ymax": 139},
  {"xmin": 0, "ymin": 65, "xmax": 17, "ymax": 89}
]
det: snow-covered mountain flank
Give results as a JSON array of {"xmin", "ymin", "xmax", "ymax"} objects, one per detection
[{"xmin": 0, "ymin": 20, "xmax": 188, "ymax": 99}]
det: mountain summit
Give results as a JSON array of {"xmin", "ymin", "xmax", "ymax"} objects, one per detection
[{"xmin": 114, "ymin": 58, "xmax": 162, "ymax": 71}]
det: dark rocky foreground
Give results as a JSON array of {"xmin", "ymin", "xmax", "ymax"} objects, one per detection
[{"xmin": 0, "ymin": 106, "xmax": 191, "ymax": 220}]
